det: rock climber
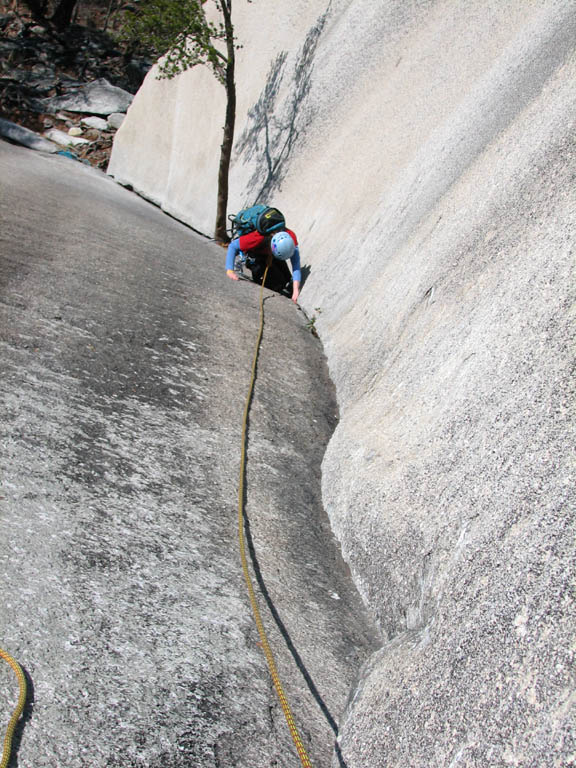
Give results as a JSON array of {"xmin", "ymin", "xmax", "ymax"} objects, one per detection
[{"xmin": 225, "ymin": 229, "xmax": 301, "ymax": 303}]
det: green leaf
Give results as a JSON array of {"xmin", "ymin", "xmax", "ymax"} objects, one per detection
[{"xmin": 118, "ymin": 0, "xmax": 233, "ymax": 81}]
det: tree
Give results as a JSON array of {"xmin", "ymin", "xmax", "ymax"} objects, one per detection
[
  {"xmin": 51, "ymin": 0, "xmax": 80, "ymax": 30},
  {"xmin": 122, "ymin": 0, "xmax": 236, "ymax": 242}
]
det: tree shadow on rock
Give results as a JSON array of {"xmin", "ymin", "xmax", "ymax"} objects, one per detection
[{"xmin": 235, "ymin": 5, "xmax": 331, "ymax": 203}]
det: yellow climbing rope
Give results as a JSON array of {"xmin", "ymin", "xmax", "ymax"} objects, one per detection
[
  {"xmin": 0, "ymin": 647, "xmax": 27, "ymax": 768},
  {"xmin": 237, "ymin": 260, "xmax": 313, "ymax": 768}
]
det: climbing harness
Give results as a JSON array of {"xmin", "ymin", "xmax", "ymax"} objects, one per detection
[
  {"xmin": 0, "ymin": 647, "xmax": 27, "ymax": 768},
  {"xmin": 237, "ymin": 257, "xmax": 313, "ymax": 768}
]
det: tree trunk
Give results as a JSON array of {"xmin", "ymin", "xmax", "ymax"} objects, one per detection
[
  {"xmin": 51, "ymin": 0, "xmax": 79, "ymax": 30},
  {"xmin": 21, "ymin": 0, "xmax": 47, "ymax": 22},
  {"xmin": 214, "ymin": 0, "xmax": 235, "ymax": 243}
]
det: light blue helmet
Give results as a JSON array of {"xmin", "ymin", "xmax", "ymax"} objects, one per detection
[{"xmin": 271, "ymin": 231, "xmax": 295, "ymax": 261}]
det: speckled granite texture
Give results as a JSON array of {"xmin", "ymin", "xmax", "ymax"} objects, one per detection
[
  {"xmin": 1, "ymin": 143, "xmax": 378, "ymax": 767},
  {"xmin": 108, "ymin": 2, "xmax": 575, "ymax": 765}
]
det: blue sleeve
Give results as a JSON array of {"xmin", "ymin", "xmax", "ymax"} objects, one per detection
[
  {"xmin": 290, "ymin": 246, "xmax": 301, "ymax": 283},
  {"xmin": 226, "ymin": 239, "xmax": 241, "ymax": 271}
]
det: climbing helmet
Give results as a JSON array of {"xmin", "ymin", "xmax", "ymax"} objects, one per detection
[{"xmin": 270, "ymin": 231, "xmax": 295, "ymax": 261}]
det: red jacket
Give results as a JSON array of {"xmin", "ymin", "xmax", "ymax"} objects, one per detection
[{"xmin": 238, "ymin": 228, "xmax": 298, "ymax": 256}]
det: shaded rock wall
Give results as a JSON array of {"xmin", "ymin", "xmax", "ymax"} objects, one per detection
[{"xmin": 108, "ymin": 1, "xmax": 576, "ymax": 765}]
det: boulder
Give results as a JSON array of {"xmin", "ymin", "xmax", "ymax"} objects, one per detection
[
  {"xmin": 0, "ymin": 118, "xmax": 58, "ymax": 153},
  {"xmin": 44, "ymin": 128, "xmax": 90, "ymax": 147},
  {"xmin": 81, "ymin": 116, "xmax": 109, "ymax": 131},
  {"xmin": 106, "ymin": 112, "xmax": 125, "ymax": 130},
  {"xmin": 38, "ymin": 78, "xmax": 133, "ymax": 117}
]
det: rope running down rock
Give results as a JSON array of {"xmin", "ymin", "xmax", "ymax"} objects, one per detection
[
  {"xmin": 237, "ymin": 257, "xmax": 313, "ymax": 767},
  {"xmin": 0, "ymin": 647, "xmax": 27, "ymax": 768}
]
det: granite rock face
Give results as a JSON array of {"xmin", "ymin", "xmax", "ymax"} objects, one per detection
[
  {"xmin": 0, "ymin": 141, "xmax": 378, "ymax": 768},
  {"xmin": 108, "ymin": 1, "xmax": 575, "ymax": 765}
]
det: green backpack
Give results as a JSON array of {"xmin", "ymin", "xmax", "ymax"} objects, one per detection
[{"xmin": 228, "ymin": 204, "xmax": 286, "ymax": 239}]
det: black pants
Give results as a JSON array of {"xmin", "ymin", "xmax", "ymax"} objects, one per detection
[{"xmin": 247, "ymin": 255, "xmax": 292, "ymax": 294}]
